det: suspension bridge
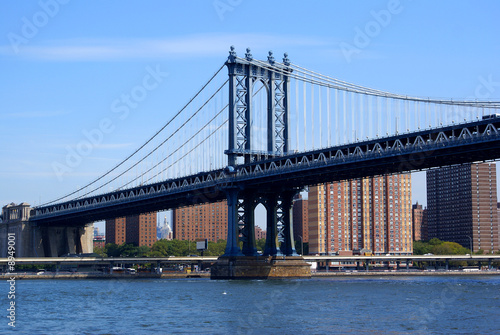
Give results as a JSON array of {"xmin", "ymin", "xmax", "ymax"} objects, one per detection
[{"xmin": 2, "ymin": 47, "xmax": 500, "ymax": 275}]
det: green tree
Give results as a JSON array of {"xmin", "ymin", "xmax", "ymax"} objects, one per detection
[
  {"xmin": 149, "ymin": 239, "xmax": 198, "ymax": 257},
  {"xmin": 149, "ymin": 239, "xmax": 170, "ymax": 256},
  {"xmin": 413, "ymin": 240, "xmax": 433, "ymax": 255},
  {"xmin": 136, "ymin": 245, "xmax": 151, "ymax": 257},
  {"xmin": 105, "ymin": 243, "xmax": 120, "ymax": 257},
  {"xmin": 256, "ymin": 238, "xmax": 266, "ymax": 252},
  {"xmin": 205, "ymin": 240, "xmax": 226, "ymax": 256},
  {"xmin": 118, "ymin": 243, "xmax": 139, "ymax": 257},
  {"xmin": 146, "ymin": 250, "xmax": 165, "ymax": 257},
  {"xmin": 432, "ymin": 241, "xmax": 469, "ymax": 255},
  {"xmin": 428, "ymin": 238, "xmax": 443, "ymax": 246},
  {"xmin": 93, "ymin": 246, "xmax": 107, "ymax": 257}
]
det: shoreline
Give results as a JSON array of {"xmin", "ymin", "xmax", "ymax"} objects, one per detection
[{"xmin": 2, "ymin": 270, "xmax": 499, "ymax": 279}]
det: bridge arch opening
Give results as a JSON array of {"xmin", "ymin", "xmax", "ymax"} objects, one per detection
[{"xmin": 254, "ymin": 202, "xmax": 267, "ymax": 252}]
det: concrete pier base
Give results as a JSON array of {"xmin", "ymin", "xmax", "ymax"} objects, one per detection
[{"xmin": 210, "ymin": 256, "xmax": 311, "ymax": 280}]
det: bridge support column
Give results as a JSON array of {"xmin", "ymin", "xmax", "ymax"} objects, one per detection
[
  {"xmin": 264, "ymin": 195, "xmax": 282, "ymax": 256},
  {"xmin": 406, "ymin": 260, "xmax": 409, "ymax": 272},
  {"xmin": 223, "ymin": 188, "xmax": 244, "ymax": 257},
  {"xmin": 212, "ymin": 187, "xmax": 310, "ymax": 279},
  {"xmin": 280, "ymin": 191, "xmax": 298, "ymax": 256},
  {"xmin": 445, "ymin": 259, "xmax": 449, "ymax": 271},
  {"xmin": 241, "ymin": 193, "xmax": 257, "ymax": 256}
]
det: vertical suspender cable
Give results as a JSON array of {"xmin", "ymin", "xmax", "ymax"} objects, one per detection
[
  {"xmin": 359, "ymin": 94, "xmax": 364, "ymax": 141},
  {"xmin": 405, "ymin": 99, "xmax": 409, "ymax": 132},
  {"xmin": 335, "ymin": 89, "xmax": 339, "ymax": 145},
  {"xmin": 311, "ymin": 82, "xmax": 315, "ymax": 149},
  {"xmin": 386, "ymin": 97, "xmax": 389, "ymax": 135},
  {"xmin": 327, "ymin": 87, "xmax": 331, "ymax": 147},
  {"xmin": 319, "ymin": 85, "xmax": 322, "ymax": 148},
  {"xmin": 303, "ymin": 80, "xmax": 307, "ymax": 151},
  {"xmin": 416, "ymin": 101, "xmax": 420, "ymax": 129},
  {"xmin": 369, "ymin": 95, "xmax": 373, "ymax": 138},
  {"xmin": 343, "ymin": 90, "xmax": 347, "ymax": 144},
  {"xmin": 295, "ymin": 79, "xmax": 299, "ymax": 151}
]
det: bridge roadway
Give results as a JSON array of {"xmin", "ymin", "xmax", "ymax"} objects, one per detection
[
  {"xmin": 33, "ymin": 117, "xmax": 500, "ymax": 226},
  {"xmin": 1, "ymin": 255, "xmax": 499, "ymax": 267}
]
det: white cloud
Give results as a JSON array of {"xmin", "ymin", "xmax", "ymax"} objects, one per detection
[{"xmin": 0, "ymin": 33, "xmax": 329, "ymax": 61}]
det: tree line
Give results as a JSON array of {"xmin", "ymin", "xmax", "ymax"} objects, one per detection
[
  {"xmin": 94, "ymin": 238, "xmax": 269, "ymax": 257},
  {"xmin": 413, "ymin": 238, "xmax": 500, "ymax": 255},
  {"xmin": 94, "ymin": 237, "xmax": 500, "ymax": 258}
]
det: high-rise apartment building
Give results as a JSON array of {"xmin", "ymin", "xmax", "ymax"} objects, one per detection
[
  {"xmin": 498, "ymin": 203, "xmax": 500, "ymax": 243},
  {"xmin": 427, "ymin": 162, "xmax": 498, "ymax": 253},
  {"xmin": 106, "ymin": 217, "xmax": 126, "ymax": 245},
  {"xmin": 105, "ymin": 212, "xmax": 157, "ymax": 247},
  {"xmin": 308, "ymin": 174, "xmax": 412, "ymax": 255},
  {"xmin": 126, "ymin": 212, "xmax": 157, "ymax": 247},
  {"xmin": 292, "ymin": 194, "xmax": 309, "ymax": 245},
  {"xmin": 412, "ymin": 203, "xmax": 428, "ymax": 241},
  {"xmin": 173, "ymin": 201, "xmax": 228, "ymax": 242}
]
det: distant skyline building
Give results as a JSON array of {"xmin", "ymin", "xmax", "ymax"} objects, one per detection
[
  {"xmin": 173, "ymin": 201, "xmax": 228, "ymax": 242},
  {"xmin": 255, "ymin": 225, "xmax": 266, "ymax": 240},
  {"xmin": 427, "ymin": 163, "xmax": 498, "ymax": 253},
  {"xmin": 157, "ymin": 215, "xmax": 173, "ymax": 240},
  {"xmin": 93, "ymin": 235, "xmax": 105, "ymax": 249},
  {"xmin": 412, "ymin": 203, "xmax": 428, "ymax": 241},
  {"xmin": 308, "ymin": 174, "xmax": 412, "ymax": 256},
  {"xmin": 105, "ymin": 212, "xmax": 157, "ymax": 247}
]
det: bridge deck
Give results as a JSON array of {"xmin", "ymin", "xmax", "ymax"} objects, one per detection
[{"xmin": 32, "ymin": 118, "xmax": 500, "ymax": 226}]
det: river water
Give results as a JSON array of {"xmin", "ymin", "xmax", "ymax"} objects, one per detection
[{"xmin": 2, "ymin": 275, "xmax": 499, "ymax": 334}]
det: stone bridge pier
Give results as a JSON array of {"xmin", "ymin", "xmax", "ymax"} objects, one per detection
[{"xmin": 0, "ymin": 203, "xmax": 93, "ymax": 257}]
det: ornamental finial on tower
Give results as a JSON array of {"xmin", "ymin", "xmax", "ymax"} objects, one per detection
[
  {"xmin": 283, "ymin": 52, "xmax": 290, "ymax": 66},
  {"xmin": 245, "ymin": 48, "xmax": 253, "ymax": 61},
  {"xmin": 268, "ymin": 50, "xmax": 275, "ymax": 65},
  {"xmin": 228, "ymin": 45, "xmax": 237, "ymax": 62}
]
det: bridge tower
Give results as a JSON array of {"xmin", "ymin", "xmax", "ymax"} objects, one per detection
[
  {"xmin": 225, "ymin": 46, "xmax": 291, "ymax": 166},
  {"xmin": 213, "ymin": 47, "xmax": 309, "ymax": 279}
]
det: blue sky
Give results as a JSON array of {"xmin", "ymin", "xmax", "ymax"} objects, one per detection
[{"xmin": 1, "ymin": 1, "xmax": 499, "ymax": 227}]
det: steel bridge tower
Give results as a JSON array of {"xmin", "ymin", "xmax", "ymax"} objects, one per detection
[{"xmin": 220, "ymin": 47, "xmax": 302, "ymax": 264}]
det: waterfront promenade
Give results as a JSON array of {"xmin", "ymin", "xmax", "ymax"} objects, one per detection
[
  {"xmin": 2, "ymin": 269, "xmax": 499, "ymax": 280},
  {"xmin": 2, "ymin": 255, "xmax": 499, "ymax": 280}
]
